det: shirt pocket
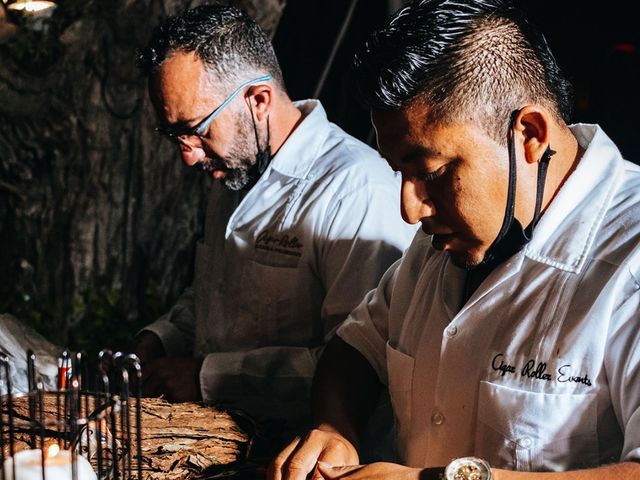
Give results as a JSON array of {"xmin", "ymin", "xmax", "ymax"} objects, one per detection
[
  {"xmin": 475, "ymin": 381, "xmax": 598, "ymax": 471},
  {"xmin": 386, "ymin": 341, "xmax": 415, "ymax": 456},
  {"xmin": 245, "ymin": 259, "xmax": 310, "ymax": 344}
]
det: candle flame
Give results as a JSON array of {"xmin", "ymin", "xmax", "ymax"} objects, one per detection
[
  {"xmin": 46, "ymin": 443, "xmax": 60, "ymax": 459},
  {"xmin": 8, "ymin": 1, "xmax": 56, "ymax": 13}
]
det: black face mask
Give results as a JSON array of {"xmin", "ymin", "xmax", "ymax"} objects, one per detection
[
  {"xmin": 470, "ymin": 111, "xmax": 556, "ymax": 272},
  {"xmin": 242, "ymin": 108, "xmax": 272, "ymax": 192}
]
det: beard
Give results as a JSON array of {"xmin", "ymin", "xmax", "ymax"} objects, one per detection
[{"xmin": 199, "ymin": 112, "xmax": 267, "ymax": 191}]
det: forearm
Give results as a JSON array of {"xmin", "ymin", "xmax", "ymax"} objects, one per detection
[
  {"xmin": 142, "ymin": 287, "xmax": 195, "ymax": 356},
  {"xmin": 311, "ymin": 336, "xmax": 383, "ymax": 448},
  {"xmin": 200, "ymin": 345, "xmax": 319, "ymax": 403},
  {"xmin": 492, "ymin": 462, "xmax": 640, "ymax": 480}
]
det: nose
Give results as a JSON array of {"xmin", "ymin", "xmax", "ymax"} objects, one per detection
[
  {"xmin": 178, "ymin": 142, "xmax": 206, "ymax": 167},
  {"xmin": 401, "ymin": 176, "xmax": 436, "ymax": 224}
]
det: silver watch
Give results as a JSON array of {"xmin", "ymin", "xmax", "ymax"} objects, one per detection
[{"xmin": 444, "ymin": 456, "xmax": 492, "ymax": 480}]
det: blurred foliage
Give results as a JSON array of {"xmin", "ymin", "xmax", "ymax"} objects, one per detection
[
  {"xmin": 3, "ymin": 27, "xmax": 62, "ymax": 74},
  {"xmin": 0, "ymin": 277, "xmax": 177, "ymax": 359}
]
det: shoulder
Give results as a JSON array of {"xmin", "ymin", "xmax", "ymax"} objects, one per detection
[
  {"xmin": 594, "ymin": 160, "xmax": 640, "ymax": 275},
  {"xmin": 311, "ymin": 122, "xmax": 398, "ymax": 193}
]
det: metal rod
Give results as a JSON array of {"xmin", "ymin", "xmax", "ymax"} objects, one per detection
[
  {"xmin": 38, "ymin": 383, "xmax": 45, "ymax": 480},
  {"xmin": 312, "ymin": 0, "xmax": 360, "ymax": 99},
  {"xmin": 27, "ymin": 350, "xmax": 36, "ymax": 448},
  {"xmin": 3, "ymin": 355, "xmax": 16, "ymax": 480},
  {"xmin": 0, "ymin": 354, "xmax": 9, "ymax": 480}
]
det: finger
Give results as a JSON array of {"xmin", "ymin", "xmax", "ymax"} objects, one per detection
[
  {"xmin": 316, "ymin": 443, "xmax": 357, "ymax": 468},
  {"xmin": 282, "ymin": 437, "xmax": 324, "ymax": 480},
  {"xmin": 310, "ymin": 463, "xmax": 323, "ymax": 480},
  {"xmin": 317, "ymin": 463, "xmax": 365, "ymax": 480},
  {"xmin": 268, "ymin": 436, "xmax": 301, "ymax": 480}
]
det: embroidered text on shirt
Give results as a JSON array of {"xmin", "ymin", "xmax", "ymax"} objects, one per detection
[
  {"xmin": 491, "ymin": 353, "xmax": 592, "ymax": 386},
  {"xmin": 255, "ymin": 230, "xmax": 304, "ymax": 257}
]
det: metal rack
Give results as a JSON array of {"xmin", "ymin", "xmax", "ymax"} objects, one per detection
[{"xmin": 1, "ymin": 350, "xmax": 142, "ymax": 479}]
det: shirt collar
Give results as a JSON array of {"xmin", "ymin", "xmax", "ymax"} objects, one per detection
[
  {"xmin": 267, "ymin": 99, "xmax": 331, "ymax": 180},
  {"xmin": 524, "ymin": 124, "xmax": 625, "ymax": 273}
]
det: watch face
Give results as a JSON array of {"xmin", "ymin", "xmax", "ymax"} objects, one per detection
[{"xmin": 445, "ymin": 457, "xmax": 491, "ymax": 480}]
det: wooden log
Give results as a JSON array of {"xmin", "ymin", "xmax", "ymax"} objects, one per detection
[{"xmin": 2, "ymin": 395, "xmax": 252, "ymax": 479}]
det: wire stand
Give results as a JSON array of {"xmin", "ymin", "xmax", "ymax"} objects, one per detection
[{"xmin": 1, "ymin": 350, "xmax": 142, "ymax": 479}]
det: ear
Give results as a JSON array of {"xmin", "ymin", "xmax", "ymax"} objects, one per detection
[
  {"xmin": 513, "ymin": 105, "xmax": 551, "ymax": 164},
  {"xmin": 246, "ymin": 83, "xmax": 273, "ymax": 122}
]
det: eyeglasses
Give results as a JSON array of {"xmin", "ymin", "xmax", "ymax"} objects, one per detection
[{"xmin": 155, "ymin": 74, "xmax": 273, "ymax": 144}]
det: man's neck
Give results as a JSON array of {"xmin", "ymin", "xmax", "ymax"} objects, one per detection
[
  {"xmin": 268, "ymin": 97, "xmax": 304, "ymax": 156},
  {"xmin": 513, "ymin": 125, "xmax": 583, "ymax": 228},
  {"xmin": 539, "ymin": 126, "xmax": 583, "ymax": 217}
]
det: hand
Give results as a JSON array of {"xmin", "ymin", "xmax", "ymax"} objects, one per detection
[
  {"xmin": 141, "ymin": 356, "xmax": 204, "ymax": 403},
  {"xmin": 131, "ymin": 331, "xmax": 165, "ymax": 365},
  {"xmin": 317, "ymin": 462, "xmax": 424, "ymax": 480},
  {"xmin": 268, "ymin": 426, "xmax": 359, "ymax": 480}
]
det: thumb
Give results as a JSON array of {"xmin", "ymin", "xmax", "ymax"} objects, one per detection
[{"xmin": 317, "ymin": 461, "xmax": 364, "ymax": 479}]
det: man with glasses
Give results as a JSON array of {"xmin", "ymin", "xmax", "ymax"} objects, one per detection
[
  {"xmin": 132, "ymin": 4, "xmax": 416, "ymax": 441},
  {"xmin": 271, "ymin": 1, "xmax": 640, "ymax": 479}
]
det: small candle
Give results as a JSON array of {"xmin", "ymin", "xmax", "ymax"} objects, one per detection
[
  {"xmin": 7, "ymin": 2, "xmax": 57, "ymax": 14},
  {"xmin": 2, "ymin": 444, "xmax": 97, "ymax": 480}
]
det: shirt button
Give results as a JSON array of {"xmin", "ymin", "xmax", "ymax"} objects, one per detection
[
  {"xmin": 445, "ymin": 325, "xmax": 458, "ymax": 337},
  {"xmin": 431, "ymin": 410, "xmax": 445, "ymax": 425},
  {"xmin": 518, "ymin": 437, "xmax": 533, "ymax": 449}
]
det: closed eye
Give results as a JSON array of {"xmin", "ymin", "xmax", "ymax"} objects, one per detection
[{"xmin": 420, "ymin": 164, "xmax": 447, "ymax": 182}]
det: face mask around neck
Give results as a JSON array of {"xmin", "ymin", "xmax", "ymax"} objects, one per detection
[{"xmin": 470, "ymin": 111, "xmax": 556, "ymax": 272}]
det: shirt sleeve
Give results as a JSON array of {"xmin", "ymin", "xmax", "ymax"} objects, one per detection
[
  {"xmin": 141, "ymin": 287, "xmax": 196, "ymax": 356},
  {"xmin": 318, "ymin": 181, "xmax": 416, "ymax": 333},
  {"xmin": 337, "ymin": 257, "xmax": 402, "ymax": 386},
  {"xmin": 605, "ymin": 273, "xmax": 640, "ymax": 462},
  {"xmin": 199, "ymin": 345, "xmax": 321, "ymax": 429}
]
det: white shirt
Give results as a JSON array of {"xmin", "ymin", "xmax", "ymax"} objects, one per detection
[
  {"xmin": 145, "ymin": 100, "xmax": 416, "ymax": 426},
  {"xmin": 338, "ymin": 125, "xmax": 640, "ymax": 471}
]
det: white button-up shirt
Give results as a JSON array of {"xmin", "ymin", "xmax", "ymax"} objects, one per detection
[
  {"xmin": 338, "ymin": 124, "xmax": 640, "ymax": 471},
  {"xmin": 145, "ymin": 100, "xmax": 416, "ymax": 426}
]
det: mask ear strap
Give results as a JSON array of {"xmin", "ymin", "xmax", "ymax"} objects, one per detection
[
  {"xmin": 529, "ymin": 145, "xmax": 556, "ymax": 230},
  {"xmin": 487, "ymin": 110, "xmax": 520, "ymax": 258},
  {"xmin": 248, "ymin": 101, "xmax": 272, "ymax": 173},
  {"xmin": 260, "ymin": 116, "xmax": 271, "ymax": 172},
  {"xmin": 249, "ymin": 100, "xmax": 261, "ymax": 148}
]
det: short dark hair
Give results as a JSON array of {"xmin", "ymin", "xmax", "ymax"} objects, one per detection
[
  {"xmin": 353, "ymin": 0, "xmax": 573, "ymax": 143},
  {"xmin": 137, "ymin": 5, "xmax": 285, "ymax": 90}
]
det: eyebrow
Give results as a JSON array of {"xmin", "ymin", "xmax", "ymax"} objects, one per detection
[
  {"xmin": 164, "ymin": 116, "xmax": 204, "ymax": 129},
  {"xmin": 399, "ymin": 145, "xmax": 440, "ymax": 164},
  {"xmin": 158, "ymin": 114, "xmax": 207, "ymax": 137}
]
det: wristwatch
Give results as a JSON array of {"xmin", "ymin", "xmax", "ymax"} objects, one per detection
[{"xmin": 444, "ymin": 456, "xmax": 492, "ymax": 480}]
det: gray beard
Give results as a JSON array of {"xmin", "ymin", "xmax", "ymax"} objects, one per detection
[
  {"xmin": 204, "ymin": 111, "xmax": 267, "ymax": 191},
  {"xmin": 222, "ymin": 165, "xmax": 252, "ymax": 191}
]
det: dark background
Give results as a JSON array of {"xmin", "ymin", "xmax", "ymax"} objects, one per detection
[
  {"xmin": 274, "ymin": 0, "xmax": 640, "ymax": 160},
  {"xmin": 0, "ymin": 0, "xmax": 638, "ymax": 355}
]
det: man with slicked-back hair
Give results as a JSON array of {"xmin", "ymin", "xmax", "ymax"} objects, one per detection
[{"xmin": 270, "ymin": 1, "xmax": 640, "ymax": 479}]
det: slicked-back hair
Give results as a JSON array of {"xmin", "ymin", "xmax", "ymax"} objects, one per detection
[
  {"xmin": 137, "ymin": 5, "xmax": 285, "ymax": 92},
  {"xmin": 353, "ymin": 0, "xmax": 573, "ymax": 144}
]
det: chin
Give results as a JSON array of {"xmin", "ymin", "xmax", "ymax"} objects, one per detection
[{"xmin": 448, "ymin": 248, "xmax": 486, "ymax": 269}]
